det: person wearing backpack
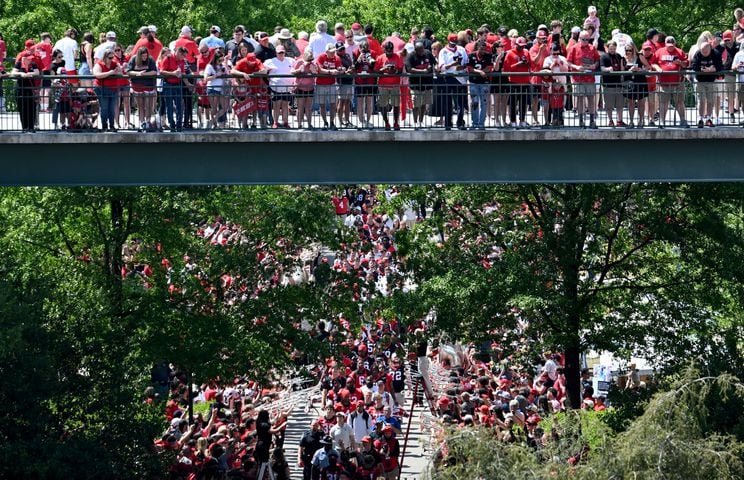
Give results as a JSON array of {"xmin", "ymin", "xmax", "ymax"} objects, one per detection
[{"xmin": 347, "ymin": 400, "xmax": 373, "ymax": 446}]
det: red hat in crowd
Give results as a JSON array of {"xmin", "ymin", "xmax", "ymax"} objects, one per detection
[
  {"xmin": 447, "ymin": 33, "xmax": 458, "ymax": 43},
  {"xmin": 723, "ymin": 30, "xmax": 734, "ymax": 40},
  {"xmin": 361, "ymin": 436, "xmax": 372, "ymax": 443},
  {"xmin": 479, "ymin": 405, "xmax": 490, "ymax": 414},
  {"xmin": 515, "ymin": 37, "xmax": 527, "ymax": 46},
  {"xmin": 537, "ymin": 30, "xmax": 548, "ymax": 38},
  {"xmin": 24, "ymin": 39, "xmax": 34, "ymax": 48},
  {"xmin": 334, "ymin": 402, "xmax": 345, "ymax": 412},
  {"xmin": 352, "ymin": 22, "xmax": 362, "ymax": 30},
  {"xmin": 382, "ymin": 425, "xmax": 394, "ymax": 433},
  {"xmin": 437, "ymin": 396, "xmax": 450, "ymax": 406}
]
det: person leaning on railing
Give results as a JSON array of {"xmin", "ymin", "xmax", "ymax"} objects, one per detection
[
  {"xmin": 128, "ymin": 47, "xmax": 158, "ymax": 131},
  {"xmin": 375, "ymin": 41, "xmax": 404, "ymax": 131},
  {"xmin": 353, "ymin": 40, "xmax": 377, "ymax": 130},
  {"xmin": 691, "ymin": 42, "xmax": 723, "ymax": 127},
  {"xmin": 651, "ymin": 36, "xmax": 690, "ymax": 128},
  {"xmin": 292, "ymin": 48, "xmax": 319, "ymax": 130},
  {"xmin": 623, "ymin": 43, "xmax": 651, "ymax": 128},
  {"xmin": 405, "ymin": 41, "xmax": 436, "ymax": 130}
]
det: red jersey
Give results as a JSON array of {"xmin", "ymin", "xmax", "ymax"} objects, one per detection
[
  {"xmin": 159, "ymin": 54, "xmax": 186, "ymax": 84},
  {"xmin": 652, "ymin": 46, "xmax": 687, "ymax": 84},
  {"xmin": 333, "ymin": 196, "xmax": 350, "ymax": 215},
  {"xmin": 503, "ymin": 47, "xmax": 531, "ymax": 84},
  {"xmin": 33, "ymin": 41, "xmax": 53, "ymax": 70},
  {"xmin": 374, "ymin": 52, "xmax": 403, "ymax": 86},
  {"xmin": 315, "ymin": 53, "xmax": 342, "ymax": 85},
  {"xmin": 174, "ymin": 37, "xmax": 199, "ymax": 64},
  {"xmin": 233, "ymin": 54, "xmax": 265, "ymax": 87},
  {"xmin": 567, "ymin": 43, "xmax": 600, "ymax": 83}
]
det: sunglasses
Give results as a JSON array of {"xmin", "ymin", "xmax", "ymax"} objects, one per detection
[{"xmin": 580, "ymin": 38, "xmax": 590, "ymax": 42}]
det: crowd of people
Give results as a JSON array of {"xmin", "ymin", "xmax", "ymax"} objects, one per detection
[
  {"xmin": 139, "ymin": 184, "xmax": 425, "ymax": 480},
  {"xmin": 4, "ymin": 8, "xmax": 744, "ymax": 131}
]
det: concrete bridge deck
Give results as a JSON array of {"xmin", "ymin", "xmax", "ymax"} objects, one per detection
[{"xmin": 1, "ymin": 128, "xmax": 742, "ymax": 185}]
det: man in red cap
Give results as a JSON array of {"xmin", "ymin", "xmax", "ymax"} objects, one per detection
[
  {"xmin": 356, "ymin": 436, "xmax": 383, "ymax": 477},
  {"xmin": 380, "ymin": 425, "xmax": 400, "ymax": 480},
  {"xmin": 503, "ymin": 36, "xmax": 531, "ymax": 128},
  {"xmin": 529, "ymin": 30, "xmax": 551, "ymax": 125},
  {"xmin": 437, "ymin": 33, "xmax": 468, "ymax": 129},
  {"xmin": 717, "ymin": 30, "xmax": 739, "ymax": 122}
]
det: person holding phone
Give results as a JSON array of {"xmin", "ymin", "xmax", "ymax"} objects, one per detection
[{"xmin": 651, "ymin": 36, "xmax": 689, "ymax": 128}]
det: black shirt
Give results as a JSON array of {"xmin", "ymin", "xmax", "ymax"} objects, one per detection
[
  {"xmin": 692, "ymin": 49, "xmax": 723, "ymax": 82},
  {"xmin": 255, "ymin": 42, "xmax": 276, "ymax": 62},
  {"xmin": 468, "ymin": 51, "xmax": 493, "ymax": 84},
  {"xmin": 600, "ymin": 52, "xmax": 625, "ymax": 85},
  {"xmin": 405, "ymin": 51, "xmax": 436, "ymax": 90}
]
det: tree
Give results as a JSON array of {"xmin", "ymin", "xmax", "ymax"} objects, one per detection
[
  {"xmin": 432, "ymin": 368, "xmax": 744, "ymax": 480},
  {"xmin": 0, "ymin": 185, "xmax": 353, "ymax": 477},
  {"xmin": 385, "ymin": 184, "xmax": 744, "ymax": 408}
]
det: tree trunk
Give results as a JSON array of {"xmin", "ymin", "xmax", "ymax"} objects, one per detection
[
  {"xmin": 187, "ymin": 370, "xmax": 194, "ymax": 424},
  {"xmin": 564, "ymin": 332, "xmax": 582, "ymax": 409}
]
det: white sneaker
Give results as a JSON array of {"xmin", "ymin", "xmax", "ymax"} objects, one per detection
[
  {"xmin": 510, "ymin": 122, "xmax": 517, "ymax": 128},
  {"xmin": 519, "ymin": 121, "xmax": 529, "ymax": 128}
]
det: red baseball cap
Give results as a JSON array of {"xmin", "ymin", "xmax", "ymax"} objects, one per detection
[
  {"xmin": 537, "ymin": 30, "xmax": 548, "ymax": 38},
  {"xmin": 723, "ymin": 30, "xmax": 734, "ymax": 40},
  {"xmin": 515, "ymin": 37, "xmax": 527, "ymax": 46},
  {"xmin": 351, "ymin": 22, "xmax": 362, "ymax": 30},
  {"xmin": 382, "ymin": 425, "xmax": 394, "ymax": 433},
  {"xmin": 24, "ymin": 39, "xmax": 34, "ymax": 48},
  {"xmin": 447, "ymin": 33, "xmax": 458, "ymax": 43},
  {"xmin": 641, "ymin": 41, "xmax": 654, "ymax": 51}
]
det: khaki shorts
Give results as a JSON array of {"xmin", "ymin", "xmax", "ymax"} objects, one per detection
[
  {"xmin": 315, "ymin": 84, "xmax": 338, "ymax": 105},
  {"xmin": 412, "ymin": 89, "xmax": 433, "ymax": 108},
  {"xmin": 696, "ymin": 82, "xmax": 718, "ymax": 107},
  {"xmin": 602, "ymin": 86, "xmax": 625, "ymax": 111},
  {"xmin": 573, "ymin": 82, "xmax": 595, "ymax": 96},
  {"xmin": 378, "ymin": 86, "xmax": 401, "ymax": 107},
  {"xmin": 658, "ymin": 83, "xmax": 685, "ymax": 104}
]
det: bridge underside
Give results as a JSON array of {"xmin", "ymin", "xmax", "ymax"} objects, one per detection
[{"xmin": 2, "ymin": 130, "xmax": 742, "ymax": 185}]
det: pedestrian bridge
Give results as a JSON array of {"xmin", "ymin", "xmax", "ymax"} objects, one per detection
[{"xmin": 1, "ymin": 129, "xmax": 743, "ymax": 185}]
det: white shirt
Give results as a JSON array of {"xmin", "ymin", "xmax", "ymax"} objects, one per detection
[
  {"xmin": 542, "ymin": 55, "xmax": 569, "ymax": 84},
  {"xmin": 94, "ymin": 40, "xmax": 117, "ymax": 60},
  {"xmin": 438, "ymin": 45, "xmax": 468, "ymax": 84},
  {"xmin": 733, "ymin": 51, "xmax": 744, "ymax": 82},
  {"xmin": 329, "ymin": 422, "xmax": 355, "ymax": 451},
  {"xmin": 264, "ymin": 56, "xmax": 294, "ymax": 91},
  {"xmin": 205, "ymin": 63, "xmax": 227, "ymax": 87},
  {"xmin": 347, "ymin": 408, "xmax": 373, "ymax": 442},
  {"xmin": 309, "ymin": 31, "xmax": 336, "ymax": 58},
  {"xmin": 543, "ymin": 359, "xmax": 558, "ymax": 381},
  {"xmin": 54, "ymin": 36, "xmax": 79, "ymax": 72}
]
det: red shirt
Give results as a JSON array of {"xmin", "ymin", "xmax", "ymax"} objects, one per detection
[
  {"xmin": 197, "ymin": 49, "xmax": 215, "ymax": 73},
  {"xmin": 366, "ymin": 35, "xmax": 382, "ymax": 58},
  {"xmin": 159, "ymin": 54, "xmax": 186, "ymax": 84},
  {"xmin": 529, "ymin": 43, "xmax": 550, "ymax": 84},
  {"xmin": 375, "ymin": 52, "xmax": 403, "ymax": 86},
  {"xmin": 503, "ymin": 47, "xmax": 531, "ymax": 84},
  {"xmin": 234, "ymin": 54, "xmax": 265, "ymax": 87},
  {"xmin": 652, "ymin": 46, "xmax": 688, "ymax": 84},
  {"xmin": 94, "ymin": 59, "xmax": 120, "ymax": 88},
  {"xmin": 333, "ymin": 196, "xmax": 350, "ymax": 215},
  {"xmin": 315, "ymin": 53, "xmax": 342, "ymax": 85},
  {"xmin": 175, "ymin": 36, "xmax": 199, "ymax": 64},
  {"xmin": 133, "ymin": 37, "xmax": 163, "ymax": 62},
  {"xmin": 567, "ymin": 43, "xmax": 600, "ymax": 83},
  {"xmin": 34, "ymin": 42, "xmax": 53, "ymax": 70}
]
